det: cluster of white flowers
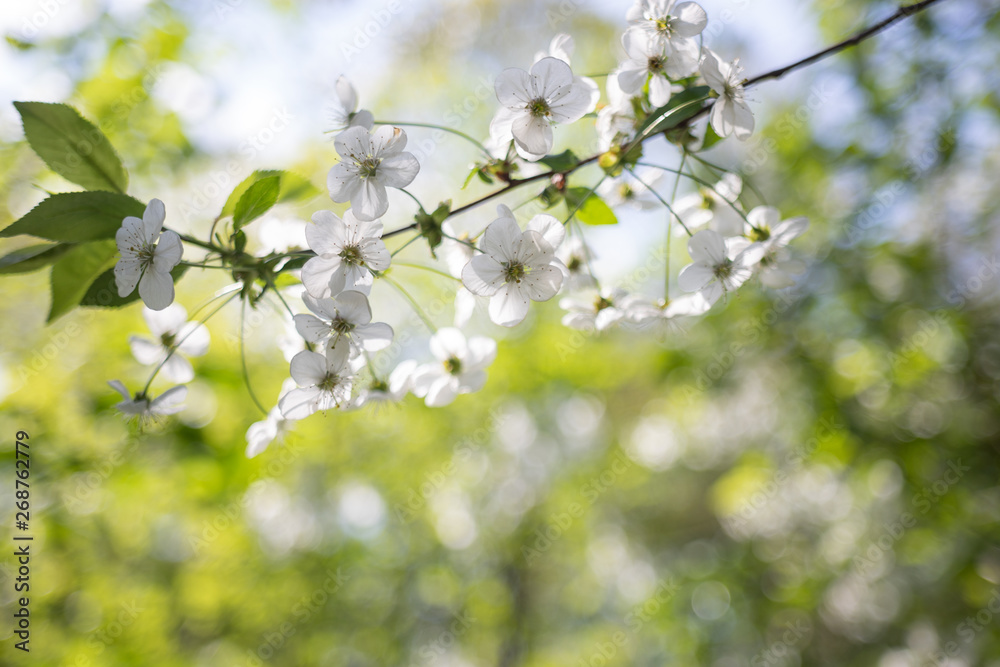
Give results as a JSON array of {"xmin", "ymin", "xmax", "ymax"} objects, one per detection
[{"xmin": 102, "ymin": 0, "xmax": 809, "ymax": 457}]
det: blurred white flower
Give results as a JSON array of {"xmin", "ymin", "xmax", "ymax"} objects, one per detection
[
  {"xmin": 245, "ymin": 379, "xmax": 297, "ymax": 458},
  {"xmin": 411, "ymin": 328, "xmax": 497, "ymax": 407},
  {"xmin": 560, "ymin": 287, "xmax": 630, "ymax": 331},
  {"xmin": 672, "ymin": 172, "xmax": 744, "ymax": 237},
  {"xmin": 597, "ymin": 167, "xmax": 663, "ymax": 210},
  {"xmin": 701, "ymin": 48, "xmax": 754, "ymax": 141},
  {"xmin": 746, "ymin": 207, "xmax": 810, "ymax": 288},
  {"xmin": 108, "ymin": 380, "xmax": 187, "ymax": 419},
  {"xmin": 626, "ymin": 0, "xmax": 708, "ymax": 66},
  {"xmin": 128, "ymin": 304, "xmax": 210, "ymax": 383},
  {"xmin": 678, "ymin": 229, "xmax": 764, "ymax": 303},
  {"xmin": 326, "ymin": 75, "xmax": 374, "ymax": 132}
]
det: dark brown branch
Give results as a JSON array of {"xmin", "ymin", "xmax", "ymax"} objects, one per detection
[
  {"xmin": 744, "ymin": 0, "xmax": 948, "ymax": 87},
  {"xmin": 377, "ymin": 0, "xmax": 951, "ymax": 241}
]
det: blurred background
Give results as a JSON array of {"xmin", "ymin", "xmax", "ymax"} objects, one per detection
[{"xmin": 1, "ymin": 0, "xmax": 1000, "ymax": 665}]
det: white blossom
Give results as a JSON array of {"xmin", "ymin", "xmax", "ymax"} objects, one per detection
[
  {"xmin": 279, "ymin": 345, "xmax": 354, "ymax": 419},
  {"xmin": 245, "ymin": 379, "xmax": 297, "ymax": 458},
  {"xmin": 596, "ymin": 75, "xmax": 640, "ymax": 151},
  {"xmin": 411, "ymin": 328, "xmax": 497, "ymax": 407},
  {"xmin": 490, "ymin": 57, "xmax": 598, "ymax": 161},
  {"xmin": 326, "ymin": 75, "xmax": 374, "ymax": 132},
  {"xmin": 114, "ymin": 198, "xmax": 182, "ymax": 311},
  {"xmin": 354, "ymin": 359, "xmax": 418, "ymax": 410},
  {"xmin": 701, "ymin": 48, "xmax": 754, "ymax": 141},
  {"xmin": 327, "ymin": 125, "xmax": 420, "ymax": 221},
  {"xmin": 560, "ymin": 287, "xmax": 630, "ymax": 331},
  {"xmin": 461, "ymin": 205, "xmax": 566, "ymax": 327},
  {"xmin": 617, "ymin": 28, "xmax": 689, "ymax": 106},
  {"xmin": 108, "ymin": 380, "xmax": 187, "ymax": 420},
  {"xmin": 745, "ymin": 207, "xmax": 810, "ymax": 288},
  {"xmin": 294, "ymin": 290, "xmax": 393, "ymax": 354},
  {"xmin": 597, "ymin": 167, "xmax": 663, "ymax": 211},
  {"xmin": 626, "ymin": 0, "xmax": 708, "ymax": 62},
  {"xmin": 128, "ymin": 304, "xmax": 210, "ymax": 383},
  {"xmin": 302, "ymin": 209, "xmax": 390, "ymax": 298},
  {"xmin": 622, "ymin": 292, "xmax": 712, "ymax": 336},
  {"xmin": 672, "ymin": 172, "xmax": 744, "ymax": 237},
  {"xmin": 557, "ymin": 235, "xmax": 597, "ymax": 292},
  {"xmin": 677, "ymin": 229, "xmax": 764, "ymax": 303}
]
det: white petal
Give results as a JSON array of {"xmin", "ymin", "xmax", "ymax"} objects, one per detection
[
  {"xmin": 371, "ymin": 125, "xmax": 407, "ymax": 155},
  {"xmin": 114, "ymin": 259, "xmax": 142, "ymax": 297},
  {"xmin": 464, "ymin": 336, "xmax": 498, "ymax": 372},
  {"xmin": 526, "ymin": 214, "xmax": 565, "ymax": 250},
  {"xmin": 353, "ymin": 179, "xmax": 389, "ymax": 221},
  {"xmin": 649, "ymin": 75, "xmax": 673, "ymax": 107},
  {"xmin": 142, "ymin": 198, "xmax": 166, "ymax": 240},
  {"xmin": 480, "ymin": 213, "xmax": 522, "ymax": 261},
  {"xmin": 129, "ymin": 336, "xmax": 164, "ymax": 365},
  {"xmin": 360, "ymin": 239, "xmax": 390, "ymax": 272},
  {"xmin": 489, "ymin": 282, "xmax": 531, "ymax": 327},
  {"xmin": 495, "ymin": 68, "xmax": 534, "ymax": 108},
  {"xmin": 354, "ymin": 322, "xmax": 393, "ymax": 351},
  {"xmin": 307, "ymin": 211, "xmax": 347, "ymax": 255},
  {"xmin": 138, "ymin": 268, "xmax": 175, "ymax": 311},
  {"xmin": 425, "ymin": 376, "xmax": 458, "ymax": 408},
  {"xmin": 116, "ymin": 216, "xmax": 147, "ymax": 256},
  {"xmin": 289, "ymin": 350, "xmax": 329, "ymax": 386},
  {"xmin": 160, "ymin": 354, "xmax": 194, "ymax": 384},
  {"xmin": 245, "ymin": 415, "xmax": 279, "ymax": 458},
  {"xmin": 143, "ymin": 303, "xmax": 185, "ymax": 336},
  {"xmin": 617, "ymin": 62, "xmax": 649, "ymax": 97},
  {"xmin": 107, "ymin": 379, "xmax": 131, "ymax": 401},
  {"xmin": 673, "ymin": 2, "xmax": 708, "ymax": 35},
  {"xmin": 301, "ymin": 256, "xmax": 342, "ymax": 299},
  {"xmin": 687, "ymin": 229, "xmax": 727, "ymax": 264},
  {"xmin": 150, "ymin": 385, "xmax": 187, "ymax": 415},
  {"xmin": 379, "ymin": 152, "xmax": 420, "ymax": 189},
  {"xmin": 294, "ymin": 314, "xmax": 333, "ymax": 343},
  {"xmin": 678, "ymin": 263, "xmax": 715, "ymax": 292},
  {"xmin": 334, "ymin": 125, "xmax": 371, "ymax": 161},
  {"xmin": 530, "ymin": 57, "xmax": 575, "ymax": 102},
  {"xmin": 522, "ymin": 263, "xmax": 563, "ymax": 301},
  {"xmin": 511, "ymin": 113, "xmax": 553, "ymax": 157},
  {"xmin": 462, "ymin": 255, "xmax": 505, "ymax": 297},
  {"xmin": 430, "ymin": 327, "xmax": 468, "ymax": 362},
  {"xmin": 335, "ymin": 75, "xmax": 358, "ymax": 112},
  {"xmin": 327, "ymin": 163, "xmax": 361, "ymax": 204},
  {"xmin": 548, "ymin": 79, "xmax": 598, "ymax": 123},
  {"xmin": 334, "ymin": 290, "xmax": 372, "ymax": 325},
  {"xmin": 177, "ymin": 323, "xmax": 210, "ymax": 357},
  {"xmin": 279, "ymin": 387, "xmax": 321, "ymax": 419},
  {"xmin": 152, "ymin": 230, "xmax": 182, "ymax": 273}
]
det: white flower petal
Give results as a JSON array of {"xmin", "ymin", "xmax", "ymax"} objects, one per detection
[
  {"xmin": 678, "ymin": 263, "xmax": 715, "ymax": 292},
  {"xmin": 137, "ymin": 267, "xmax": 175, "ymax": 311},
  {"xmin": 489, "ymin": 282, "xmax": 531, "ymax": 327},
  {"xmin": 462, "ymin": 255, "xmax": 506, "ymax": 297},
  {"xmin": 289, "ymin": 350, "xmax": 329, "ymax": 387},
  {"xmin": 687, "ymin": 229, "xmax": 727, "ymax": 264}
]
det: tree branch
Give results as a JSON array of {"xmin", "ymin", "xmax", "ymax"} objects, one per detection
[{"xmin": 372, "ymin": 0, "xmax": 949, "ymax": 241}]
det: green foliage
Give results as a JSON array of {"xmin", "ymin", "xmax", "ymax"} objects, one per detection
[
  {"xmin": 79, "ymin": 263, "xmax": 188, "ymax": 309},
  {"xmin": 233, "ymin": 175, "xmax": 281, "ymax": 231},
  {"xmin": 539, "ymin": 149, "xmax": 581, "ymax": 172},
  {"xmin": 414, "ymin": 200, "xmax": 452, "ymax": 254},
  {"xmin": 0, "ymin": 191, "xmax": 145, "ymax": 242},
  {"xmin": 221, "ymin": 170, "xmax": 319, "ymax": 220},
  {"xmin": 14, "ymin": 101, "xmax": 129, "ymax": 193},
  {"xmin": 47, "ymin": 239, "xmax": 118, "ymax": 321},
  {"xmin": 565, "ymin": 187, "xmax": 618, "ymax": 225},
  {"xmin": 635, "ymin": 85, "xmax": 711, "ymax": 138},
  {"xmin": 0, "ymin": 242, "xmax": 73, "ymax": 274}
]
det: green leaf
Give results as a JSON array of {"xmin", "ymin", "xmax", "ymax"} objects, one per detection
[
  {"xmin": 233, "ymin": 175, "xmax": 281, "ymax": 231},
  {"xmin": 0, "ymin": 191, "xmax": 145, "ymax": 242},
  {"xmin": 540, "ymin": 150, "xmax": 580, "ymax": 172},
  {"xmin": 14, "ymin": 101, "xmax": 128, "ymax": 193},
  {"xmin": 701, "ymin": 123, "xmax": 724, "ymax": 151},
  {"xmin": 47, "ymin": 240, "xmax": 119, "ymax": 322},
  {"xmin": 634, "ymin": 86, "xmax": 711, "ymax": 138},
  {"xmin": 221, "ymin": 170, "xmax": 319, "ymax": 219},
  {"xmin": 565, "ymin": 188, "xmax": 618, "ymax": 226},
  {"xmin": 0, "ymin": 243, "xmax": 74, "ymax": 275},
  {"xmin": 80, "ymin": 263, "xmax": 188, "ymax": 309}
]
